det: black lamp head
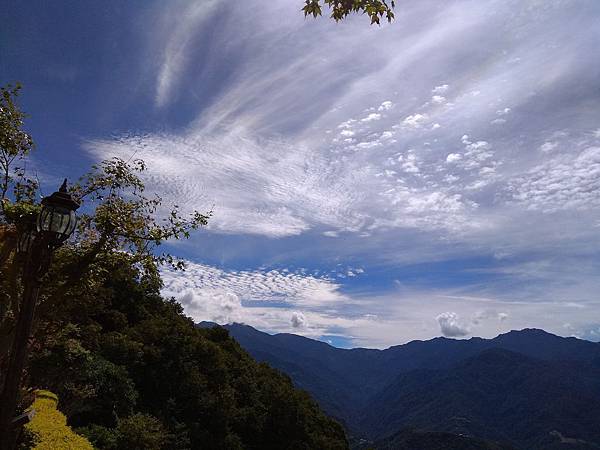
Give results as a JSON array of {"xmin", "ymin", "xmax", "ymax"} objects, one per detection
[{"xmin": 37, "ymin": 179, "xmax": 80, "ymax": 245}]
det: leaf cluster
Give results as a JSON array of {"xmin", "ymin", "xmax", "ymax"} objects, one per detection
[
  {"xmin": 0, "ymin": 84, "xmax": 37, "ymax": 218},
  {"xmin": 302, "ymin": 0, "xmax": 395, "ymax": 24},
  {"xmin": 0, "ymin": 157, "xmax": 210, "ymax": 368},
  {"xmin": 70, "ymin": 157, "xmax": 211, "ymax": 276}
]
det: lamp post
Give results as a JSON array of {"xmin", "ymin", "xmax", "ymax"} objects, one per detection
[{"xmin": 0, "ymin": 180, "xmax": 79, "ymax": 449}]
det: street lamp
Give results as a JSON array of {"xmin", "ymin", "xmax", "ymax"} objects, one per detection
[
  {"xmin": 37, "ymin": 179, "xmax": 79, "ymax": 246},
  {"xmin": 0, "ymin": 179, "xmax": 79, "ymax": 449}
]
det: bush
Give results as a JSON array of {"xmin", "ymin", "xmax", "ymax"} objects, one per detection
[
  {"xmin": 21, "ymin": 390, "xmax": 93, "ymax": 450},
  {"xmin": 76, "ymin": 424, "xmax": 118, "ymax": 450}
]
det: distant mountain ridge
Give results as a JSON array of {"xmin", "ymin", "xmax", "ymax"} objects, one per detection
[{"xmin": 199, "ymin": 322, "xmax": 600, "ymax": 449}]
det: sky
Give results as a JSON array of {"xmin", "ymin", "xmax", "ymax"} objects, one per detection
[{"xmin": 2, "ymin": 0, "xmax": 600, "ymax": 348}]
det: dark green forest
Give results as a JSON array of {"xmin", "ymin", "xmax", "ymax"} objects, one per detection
[{"xmin": 25, "ymin": 253, "xmax": 347, "ymax": 449}]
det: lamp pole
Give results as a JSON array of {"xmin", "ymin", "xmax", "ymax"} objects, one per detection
[
  {"xmin": 0, "ymin": 180, "xmax": 79, "ymax": 449},
  {"xmin": 0, "ymin": 235, "xmax": 49, "ymax": 449}
]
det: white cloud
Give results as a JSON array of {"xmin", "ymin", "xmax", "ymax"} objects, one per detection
[
  {"xmin": 432, "ymin": 84, "xmax": 449, "ymax": 94},
  {"xmin": 398, "ymin": 152, "xmax": 420, "ymax": 173},
  {"xmin": 446, "ymin": 153, "xmax": 462, "ymax": 163},
  {"xmin": 444, "ymin": 174, "xmax": 460, "ymax": 183},
  {"xmin": 356, "ymin": 140, "xmax": 382, "ymax": 149},
  {"xmin": 539, "ymin": 141, "xmax": 558, "ymax": 153},
  {"xmin": 291, "ymin": 311, "xmax": 307, "ymax": 328},
  {"xmin": 378, "ymin": 101, "xmax": 393, "ymax": 111},
  {"xmin": 361, "ymin": 113, "xmax": 382, "ymax": 122},
  {"xmin": 154, "ymin": 1, "xmax": 221, "ymax": 107},
  {"xmin": 437, "ymin": 310, "xmax": 511, "ymax": 338},
  {"xmin": 85, "ymin": 129, "xmax": 368, "ymax": 237},
  {"xmin": 338, "ymin": 119, "xmax": 356, "ymax": 129},
  {"xmin": 457, "ymin": 136, "xmax": 495, "ymax": 170},
  {"xmin": 162, "ymin": 261, "xmax": 347, "ymax": 310},
  {"xmin": 436, "ymin": 312, "xmax": 470, "ymax": 337},
  {"xmin": 401, "ymin": 113, "xmax": 428, "ymax": 128},
  {"xmin": 472, "ymin": 310, "xmax": 509, "ymax": 326},
  {"xmin": 159, "ymin": 260, "xmax": 368, "ymax": 338},
  {"xmin": 509, "ymin": 146, "xmax": 600, "ymax": 212}
]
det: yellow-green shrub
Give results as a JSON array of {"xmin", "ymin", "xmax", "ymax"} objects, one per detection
[{"xmin": 22, "ymin": 390, "xmax": 93, "ymax": 450}]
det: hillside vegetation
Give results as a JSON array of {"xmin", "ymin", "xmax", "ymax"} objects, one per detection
[
  {"xmin": 22, "ymin": 261, "xmax": 347, "ymax": 449},
  {"xmin": 224, "ymin": 323, "xmax": 600, "ymax": 449}
]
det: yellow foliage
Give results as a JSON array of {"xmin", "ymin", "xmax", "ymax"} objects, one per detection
[{"xmin": 22, "ymin": 390, "xmax": 94, "ymax": 450}]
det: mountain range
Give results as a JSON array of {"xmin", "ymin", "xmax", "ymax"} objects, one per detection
[{"xmin": 199, "ymin": 323, "xmax": 600, "ymax": 449}]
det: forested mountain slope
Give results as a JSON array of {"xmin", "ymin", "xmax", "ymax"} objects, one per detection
[
  {"xmin": 219, "ymin": 323, "xmax": 600, "ymax": 449},
  {"xmin": 24, "ymin": 266, "xmax": 348, "ymax": 450}
]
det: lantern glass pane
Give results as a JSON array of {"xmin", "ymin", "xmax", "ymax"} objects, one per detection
[
  {"xmin": 37, "ymin": 205, "xmax": 77, "ymax": 244},
  {"xmin": 52, "ymin": 208, "xmax": 66, "ymax": 234},
  {"xmin": 65, "ymin": 210, "xmax": 77, "ymax": 237},
  {"xmin": 37, "ymin": 208, "xmax": 51, "ymax": 233}
]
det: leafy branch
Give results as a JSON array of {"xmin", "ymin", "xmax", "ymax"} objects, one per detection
[
  {"xmin": 0, "ymin": 84, "xmax": 35, "ymax": 219},
  {"xmin": 302, "ymin": 0, "xmax": 395, "ymax": 24}
]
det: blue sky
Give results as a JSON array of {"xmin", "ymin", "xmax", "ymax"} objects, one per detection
[{"xmin": 3, "ymin": 0, "xmax": 600, "ymax": 347}]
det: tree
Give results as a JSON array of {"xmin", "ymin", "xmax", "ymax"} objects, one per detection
[
  {"xmin": 0, "ymin": 84, "xmax": 34, "ymax": 214},
  {"xmin": 115, "ymin": 414, "xmax": 168, "ymax": 450},
  {"xmin": 0, "ymin": 84, "xmax": 210, "ymax": 341},
  {"xmin": 303, "ymin": 0, "xmax": 395, "ymax": 24},
  {"xmin": 0, "ymin": 84, "xmax": 209, "ymax": 445}
]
